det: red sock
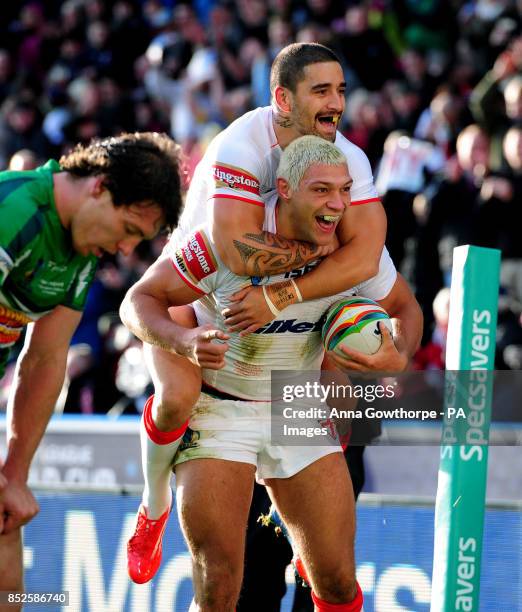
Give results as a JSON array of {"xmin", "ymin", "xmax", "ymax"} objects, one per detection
[
  {"xmin": 143, "ymin": 395, "xmax": 189, "ymax": 444},
  {"xmin": 311, "ymin": 582, "xmax": 363, "ymax": 612}
]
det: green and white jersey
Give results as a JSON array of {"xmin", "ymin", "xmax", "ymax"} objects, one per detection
[{"xmin": 0, "ymin": 160, "xmax": 97, "ymax": 347}]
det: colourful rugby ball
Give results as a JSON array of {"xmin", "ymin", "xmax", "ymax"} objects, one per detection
[{"xmin": 322, "ymin": 297, "xmax": 392, "ymax": 355}]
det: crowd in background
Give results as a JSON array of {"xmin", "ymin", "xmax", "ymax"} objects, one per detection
[{"xmin": 0, "ymin": 0, "xmax": 521, "ymax": 414}]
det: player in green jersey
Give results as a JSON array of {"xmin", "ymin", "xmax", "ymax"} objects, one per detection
[{"xmin": 0, "ymin": 131, "xmax": 183, "ymax": 606}]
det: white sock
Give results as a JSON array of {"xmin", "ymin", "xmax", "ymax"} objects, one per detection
[{"xmin": 140, "ymin": 395, "xmax": 188, "ymax": 519}]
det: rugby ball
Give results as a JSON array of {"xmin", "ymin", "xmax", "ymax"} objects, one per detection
[{"xmin": 322, "ymin": 297, "xmax": 392, "ymax": 355}]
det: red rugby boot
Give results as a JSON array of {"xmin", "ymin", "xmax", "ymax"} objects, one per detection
[{"xmin": 127, "ymin": 504, "xmax": 170, "ymax": 584}]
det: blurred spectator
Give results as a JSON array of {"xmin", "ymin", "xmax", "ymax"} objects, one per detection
[
  {"xmin": 413, "ymin": 287, "xmax": 450, "ymax": 370},
  {"xmin": 235, "ymin": 0, "xmax": 269, "ymax": 45},
  {"xmin": 343, "ymin": 89, "xmax": 394, "ymax": 169},
  {"xmin": 489, "ymin": 126, "xmax": 522, "ymax": 306},
  {"xmin": 0, "ymin": 50, "xmax": 15, "ymax": 101},
  {"xmin": 470, "ymin": 35, "xmax": 522, "ymax": 169},
  {"xmin": 8, "ymin": 148, "xmax": 40, "ymax": 170},
  {"xmin": 251, "ymin": 16, "xmax": 293, "ymax": 107},
  {"xmin": 376, "ymin": 130, "xmax": 445, "ymax": 269},
  {"xmin": 84, "ymin": 0, "xmax": 108, "ymax": 24},
  {"xmin": 97, "ymin": 76, "xmax": 134, "ymax": 134},
  {"xmin": 143, "ymin": 0, "xmax": 173, "ymax": 30},
  {"xmin": 110, "ymin": 1, "xmax": 151, "ymax": 87},
  {"xmin": 297, "ymin": 0, "xmax": 345, "ymax": 29},
  {"xmin": 392, "ymin": 0, "xmax": 458, "ymax": 54},
  {"xmin": 458, "ymin": 0, "xmax": 519, "ymax": 73},
  {"xmin": 0, "ymin": 94, "xmax": 50, "ymax": 167},
  {"xmin": 85, "ymin": 19, "xmax": 113, "ymax": 75},
  {"xmin": 334, "ymin": 4, "xmax": 398, "ymax": 91},
  {"xmin": 13, "ymin": 3, "xmax": 47, "ymax": 79},
  {"xmin": 386, "ymin": 80, "xmax": 423, "ymax": 133},
  {"xmin": 414, "ymin": 86, "xmax": 467, "ymax": 157},
  {"xmin": 411, "ymin": 125, "xmax": 491, "ymax": 335},
  {"xmin": 398, "ymin": 48, "xmax": 440, "ymax": 109},
  {"xmin": 295, "ymin": 21, "xmax": 331, "ymax": 45}
]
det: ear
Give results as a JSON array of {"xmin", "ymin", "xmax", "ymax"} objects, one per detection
[
  {"xmin": 90, "ymin": 175, "xmax": 106, "ymax": 198},
  {"xmin": 274, "ymin": 85, "xmax": 292, "ymax": 114},
  {"xmin": 277, "ymin": 176, "xmax": 292, "ymax": 200}
]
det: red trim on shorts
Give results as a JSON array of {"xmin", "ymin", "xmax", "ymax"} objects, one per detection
[
  {"xmin": 350, "ymin": 197, "xmax": 381, "ymax": 206},
  {"xmin": 209, "ymin": 194, "xmax": 265, "ymax": 207},
  {"xmin": 170, "ymin": 261, "xmax": 206, "ymax": 295},
  {"xmin": 143, "ymin": 395, "xmax": 189, "ymax": 445},
  {"xmin": 311, "ymin": 582, "xmax": 363, "ymax": 611}
]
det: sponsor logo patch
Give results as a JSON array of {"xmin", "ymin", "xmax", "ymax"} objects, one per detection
[
  {"xmin": 255, "ymin": 318, "xmax": 325, "ymax": 334},
  {"xmin": 213, "ymin": 164, "xmax": 260, "ymax": 195},
  {"xmin": 177, "ymin": 231, "xmax": 217, "ymax": 284},
  {"xmin": 179, "ymin": 427, "xmax": 201, "ymax": 451}
]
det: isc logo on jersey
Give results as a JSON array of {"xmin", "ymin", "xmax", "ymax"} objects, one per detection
[
  {"xmin": 213, "ymin": 164, "xmax": 260, "ymax": 195},
  {"xmin": 255, "ymin": 318, "xmax": 325, "ymax": 334}
]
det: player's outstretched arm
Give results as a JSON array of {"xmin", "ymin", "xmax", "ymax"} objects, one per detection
[
  {"xmin": 120, "ymin": 256, "xmax": 229, "ymax": 369},
  {"xmin": 211, "ymin": 198, "xmax": 337, "ymax": 277},
  {"xmin": 1, "ymin": 306, "xmax": 82, "ymax": 533},
  {"xmin": 328, "ymin": 274, "xmax": 423, "ymax": 374}
]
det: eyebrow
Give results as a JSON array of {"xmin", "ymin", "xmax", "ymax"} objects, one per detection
[
  {"xmin": 310, "ymin": 81, "xmax": 347, "ymax": 92},
  {"xmin": 308, "ymin": 178, "xmax": 354, "ymax": 188},
  {"xmin": 128, "ymin": 223, "xmax": 146, "ymax": 239}
]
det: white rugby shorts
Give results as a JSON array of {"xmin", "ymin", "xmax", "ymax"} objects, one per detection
[{"xmin": 173, "ymin": 392, "xmax": 342, "ymax": 481}]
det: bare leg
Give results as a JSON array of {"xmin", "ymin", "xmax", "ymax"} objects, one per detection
[
  {"xmin": 0, "ymin": 529, "xmax": 23, "ymax": 612},
  {"xmin": 145, "ymin": 304, "xmax": 202, "ymax": 432},
  {"xmin": 140, "ymin": 305, "xmax": 201, "ymax": 518},
  {"xmin": 127, "ymin": 305, "xmax": 202, "ymax": 583},
  {"xmin": 265, "ymin": 452, "xmax": 357, "ymax": 604},
  {"xmin": 175, "ymin": 459, "xmax": 256, "ymax": 612}
]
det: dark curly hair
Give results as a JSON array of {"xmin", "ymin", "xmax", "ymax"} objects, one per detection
[{"xmin": 59, "ymin": 132, "xmax": 183, "ymax": 230}]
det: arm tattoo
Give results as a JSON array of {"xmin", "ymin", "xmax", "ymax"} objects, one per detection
[{"xmin": 233, "ymin": 231, "xmax": 319, "ymax": 276}]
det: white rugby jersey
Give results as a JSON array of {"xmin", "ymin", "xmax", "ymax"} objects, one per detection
[
  {"xmin": 172, "ymin": 106, "xmax": 380, "ymax": 245},
  {"xmin": 169, "ymin": 197, "xmax": 396, "ymax": 401}
]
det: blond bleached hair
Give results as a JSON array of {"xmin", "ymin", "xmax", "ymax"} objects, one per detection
[{"xmin": 277, "ymin": 135, "xmax": 347, "ymax": 190}]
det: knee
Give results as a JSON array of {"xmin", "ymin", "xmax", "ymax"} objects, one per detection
[
  {"xmin": 193, "ymin": 556, "xmax": 242, "ymax": 611},
  {"xmin": 153, "ymin": 383, "xmax": 199, "ymax": 430},
  {"xmin": 313, "ymin": 568, "xmax": 357, "ymax": 604}
]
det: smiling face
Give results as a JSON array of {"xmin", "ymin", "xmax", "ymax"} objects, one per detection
[
  {"xmin": 71, "ymin": 191, "xmax": 164, "ymax": 258},
  {"xmin": 278, "ymin": 162, "xmax": 352, "ymax": 245},
  {"xmin": 285, "ymin": 62, "xmax": 346, "ymax": 142}
]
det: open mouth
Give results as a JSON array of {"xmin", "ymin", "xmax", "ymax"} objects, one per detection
[
  {"xmin": 316, "ymin": 214, "xmax": 340, "ymax": 231},
  {"xmin": 317, "ymin": 114, "xmax": 340, "ymax": 128}
]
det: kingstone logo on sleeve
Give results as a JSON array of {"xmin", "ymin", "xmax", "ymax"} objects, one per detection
[
  {"xmin": 212, "ymin": 164, "xmax": 261, "ymax": 196},
  {"xmin": 178, "ymin": 231, "xmax": 218, "ymax": 284}
]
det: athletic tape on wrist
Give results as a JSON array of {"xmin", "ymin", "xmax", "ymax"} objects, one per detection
[
  {"xmin": 290, "ymin": 278, "xmax": 303, "ymax": 302},
  {"xmin": 262, "ymin": 284, "xmax": 281, "ymax": 316}
]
